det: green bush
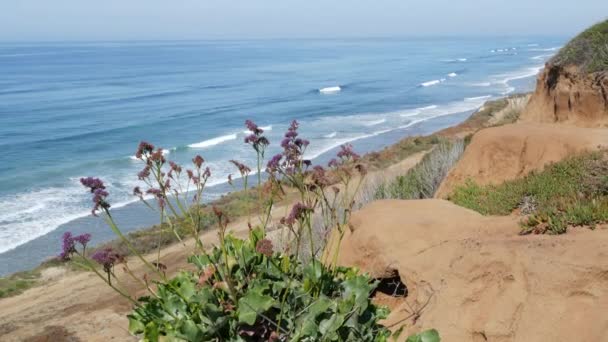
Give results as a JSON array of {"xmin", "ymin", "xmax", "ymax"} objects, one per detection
[
  {"xmin": 450, "ymin": 150, "xmax": 608, "ymax": 234},
  {"xmin": 59, "ymin": 120, "xmax": 440, "ymax": 341},
  {"xmin": 128, "ymin": 227, "xmax": 391, "ymax": 341},
  {"xmin": 551, "ymin": 19, "xmax": 608, "ymax": 73}
]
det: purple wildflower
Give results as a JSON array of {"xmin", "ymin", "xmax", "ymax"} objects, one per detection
[
  {"xmin": 336, "ymin": 144, "xmax": 360, "ymax": 161},
  {"xmin": 91, "ymin": 188, "xmax": 110, "ymax": 216},
  {"xmin": 149, "ymin": 148, "xmax": 166, "ymax": 164},
  {"xmin": 80, "ymin": 177, "xmax": 106, "ymax": 193},
  {"xmin": 146, "ymin": 188, "xmax": 162, "ymax": 196},
  {"xmin": 73, "ymin": 233, "xmax": 91, "ymax": 247},
  {"xmin": 282, "ymin": 202, "xmax": 312, "ymax": 226},
  {"xmin": 133, "ymin": 186, "xmax": 143, "ymax": 198},
  {"xmin": 59, "ymin": 232, "xmax": 75, "ymax": 261},
  {"xmin": 59, "ymin": 232, "xmax": 91, "ymax": 260},
  {"xmin": 91, "ymin": 248, "xmax": 124, "ymax": 273},
  {"xmin": 80, "ymin": 178, "xmax": 110, "ymax": 216},
  {"xmin": 266, "ymin": 154, "xmax": 282, "ymax": 172},
  {"xmin": 202, "ymin": 167, "xmax": 211, "ymax": 179},
  {"xmin": 230, "ymin": 160, "xmax": 251, "ymax": 176},
  {"xmin": 243, "ymin": 120, "xmax": 270, "ymax": 152},
  {"xmin": 255, "ymin": 239, "xmax": 274, "ymax": 257},
  {"xmin": 245, "ymin": 119, "xmax": 263, "ymax": 134},
  {"xmin": 138, "ymin": 165, "xmax": 151, "ymax": 180},
  {"xmin": 192, "ymin": 155, "xmax": 205, "ymax": 168},
  {"xmin": 135, "ymin": 141, "xmax": 155, "ymax": 159}
]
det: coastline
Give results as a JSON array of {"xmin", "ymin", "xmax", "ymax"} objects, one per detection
[
  {"xmin": 0, "ymin": 91, "xmax": 528, "ymax": 282},
  {"xmin": 0, "ymin": 91, "xmax": 530, "ymax": 341},
  {"xmin": 1, "ymin": 108, "xmax": 475, "ymax": 276}
]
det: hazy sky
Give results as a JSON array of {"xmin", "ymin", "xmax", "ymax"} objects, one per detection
[{"xmin": 1, "ymin": 0, "xmax": 606, "ymax": 41}]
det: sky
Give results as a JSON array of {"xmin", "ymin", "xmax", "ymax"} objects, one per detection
[{"xmin": 0, "ymin": 0, "xmax": 607, "ymax": 41}]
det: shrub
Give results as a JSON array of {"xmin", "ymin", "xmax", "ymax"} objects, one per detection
[
  {"xmin": 551, "ymin": 19, "xmax": 608, "ymax": 73},
  {"xmin": 128, "ymin": 228, "xmax": 391, "ymax": 341},
  {"xmin": 450, "ymin": 150, "xmax": 608, "ymax": 234},
  {"xmin": 56, "ymin": 120, "xmax": 438, "ymax": 340},
  {"xmin": 371, "ymin": 139, "xmax": 465, "ymax": 201}
]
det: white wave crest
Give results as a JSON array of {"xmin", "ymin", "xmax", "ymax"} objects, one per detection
[
  {"xmin": 448, "ymin": 72, "xmax": 458, "ymax": 77},
  {"xmin": 420, "ymin": 79, "xmax": 443, "ymax": 87},
  {"xmin": 324, "ymin": 132, "xmax": 337, "ymax": 138},
  {"xmin": 471, "ymin": 82, "xmax": 492, "ymax": 87},
  {"xmin": 465, "ymin": 95, "xmax": 492, "ymax": 101},
  {"xmin": 319, "ymin": 86, "xmax": 341, "ymax": 94},
  {"xmin": 188, "ymin": 134, "xmax": 237, "ymax": 148},
  {"xmin": 363, "ymin": 118, "xmax": 386, "ymax": 126},
  {"xmin": 398, "ymin": 118, "xmax": 427, "ymax": 129},
  {"xmin": 529, "ymin": 46, "xmax": 561, "ymax": 52},
  {"xmin": 458, "ymin": 58, "xmax": 467, "ymax": 62}
]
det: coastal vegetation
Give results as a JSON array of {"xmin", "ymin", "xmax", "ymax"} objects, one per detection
[
  {"xmin": 51, "ymin": 120, "xmax": 438, "ymax": 341},
  {"xmin": 450, "ymin": 150, "xmax": 608, "ymax": 234},
  {"xmin": 550, "ymin": 19, "xmax": 608, "ymax": 73},
  {"xmin": 371, "ymin": 139, "xmax": 465, "ymax": 200},
  {"xmin": 0, "ymin": 93, "xmax": 527, "ymax": 302}
]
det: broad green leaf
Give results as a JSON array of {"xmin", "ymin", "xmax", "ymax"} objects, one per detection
[
  {"xmin": 342, "ymin": 275, "xmax": 372, "ymax": 313},
  {"xmin": 237, "ymin": 291, "xmax": 275, "ymax": 325},
  {"xmin": 305, "ymin": 297, "xmax": 332, "ymax": 319},
  {"xmin": 144, "ymin": 321, "xmax": 159, "ymax": 341},
  {"xmin": 319, "ymin": 313, "xmax": 345, "ymax": 336},
  {"xmin": 178, "ymin": 319, "xmax": 202, "ymax": 341},
  {"xmin": 127, "ymin": 316, "xmax": 145, "ymax": 335},
  {"xmin": 406, "ymin": 329, "xmax": 441, "ymax": 342}
]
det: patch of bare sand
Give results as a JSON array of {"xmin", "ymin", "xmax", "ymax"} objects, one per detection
[
  {"xmin": 435, "ymin": 122, "xmax": 608, "ymax": 198},
  {"xmin": 337, "ymin": 199, "xmax": 608, "ymax": 341}
]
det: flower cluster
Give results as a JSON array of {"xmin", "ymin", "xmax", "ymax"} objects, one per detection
[
  {"xmin": 91, "ymin": 247, "xmax": 124, "ymax": 273},
  {"xmin": 244, "ymin": 120, "xmax": 270, "ymax": 153},
  {"xmin": 281, "ymin": 202, "xmax": 313, "ymax": 226},
  {"xmin": 255, "ymin": 238, "xmax": 274, "ymax": 257},
  {"xmin": 59, "ymin": 231, "xmax": 91, "ymax": 261},
  {"xmin": 267, "ymin": 120, "xmax": 311, "ymax": 176},
  {"xmin": 135, "ymin": 141, "xmax": 155, "ymax": 160},
  {"xmin": 187, "ymin": 155, "xmax": 211, "ymax": 186},
  {"xmin": 230, "ymin": 160, "xmax": 251, "ymax": 177},
  {"xmin": 80, "ymin": 177, "xmax": 110, "ymax": 216}
]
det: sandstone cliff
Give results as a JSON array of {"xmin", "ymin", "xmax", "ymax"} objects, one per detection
[{"xmin": 520, "ymin": 20, "xmax": 608, "ymax": 127}]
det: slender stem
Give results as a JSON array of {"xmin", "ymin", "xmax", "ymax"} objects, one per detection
[{"xmin": 103, "ymin": 210, "xmax": 164, "ymax": 280}]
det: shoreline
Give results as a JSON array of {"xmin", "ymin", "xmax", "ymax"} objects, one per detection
[
  {"xmin": 0, "ymin": 91, "xmax": 533, "ymax": 341},
  {"xmin": 0, "ymin": 92, "xmax": 528, "ymax": 282},
  {"xmin": 2, "ymin": 110, "xmax": 474, "ymax": 276}
]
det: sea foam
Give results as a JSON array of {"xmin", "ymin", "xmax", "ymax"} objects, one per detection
[
  {"xmin": 465, "ymin": 95, "xmax": 492, "ymax": 101},
  {"xmin": 420, "ymin": 79, "xmax": 445, "ymax": 87},
  {"xmin": 188, "ymin": 134, "xmax": 237, "ymax": 148},
  {"xmin": 319, "ymin": 86, "xmax": 341, "ymax": 94},
  {"xmin": 363, "ymin": 118, "xmax": 386, "ymax": 126}
]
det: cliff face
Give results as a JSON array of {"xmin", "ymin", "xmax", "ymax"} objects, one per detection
[{"xmin": 520, "ymin": 65, "xmax": 608, "ymax": 127}]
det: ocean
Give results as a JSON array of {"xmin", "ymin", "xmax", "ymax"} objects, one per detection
[{"xmin": 0, "ymin": 37, "xmax": 565, "ymax": 275}]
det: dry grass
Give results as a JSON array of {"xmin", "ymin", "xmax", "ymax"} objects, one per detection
[{"xmin": 364, "ymin": 139, "xmax": 466, "ymax": 202}]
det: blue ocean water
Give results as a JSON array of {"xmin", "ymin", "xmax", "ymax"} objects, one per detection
[{"xmin": 0, "ymin": 37, "xmax": 564, "ymax": 274}]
